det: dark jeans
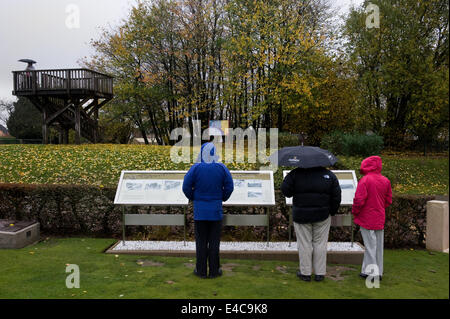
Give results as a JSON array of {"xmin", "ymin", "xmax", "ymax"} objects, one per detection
[{"xmin": 194, "ymin": 220, "xmax": 222, "ymax": 277}]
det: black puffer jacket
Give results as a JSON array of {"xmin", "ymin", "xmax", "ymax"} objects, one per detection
[{"xmin": 281, "ymin": 167, "xmax": 342, "ymax": 224}]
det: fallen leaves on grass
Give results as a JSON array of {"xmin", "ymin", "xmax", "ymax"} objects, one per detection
[
  {"xmin": 136, "ymin": 260, "xmax": 164, "ymax": 267},
  {"xmin": 326, "ymin": 266, "xmax": 356, "ymax": 281},
  {"xmin": 276, "ymin": 266, "xmax": 288, "ymax": 274}
]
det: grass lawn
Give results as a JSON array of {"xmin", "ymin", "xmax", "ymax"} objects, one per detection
[
  {"xmin": 0, "ymin": 238, "xmax": 448, "ymax": 299},
  {"xmin": 0, "ymin": 144, "xmax": 448, "ymax": 195}
]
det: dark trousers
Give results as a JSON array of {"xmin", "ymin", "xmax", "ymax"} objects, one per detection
[{"xmin": 194, "ymin": 220, "xmax": 222, "ymax": 277}]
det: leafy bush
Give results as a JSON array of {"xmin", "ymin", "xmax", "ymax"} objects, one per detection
[
  {"xmin": 278, "ymin": 132, "xmax": 302, "ymax": 148},
  {"xmin": 320, "ymin": 131, "xmax": 346, "ymax": 155},
  {"xmin": 321, "ymin": 131, "xmax": 384, "ymax": 157},
  {"xmin": 0, "ymin": 137, "xmax": 19, "ymax": 144}
]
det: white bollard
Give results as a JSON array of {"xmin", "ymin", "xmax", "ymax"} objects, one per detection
[{"xmin": 426, "ymin": 200, "xmax": 449, "ymax": 253}]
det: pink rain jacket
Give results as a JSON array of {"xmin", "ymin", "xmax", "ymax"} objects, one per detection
[{"xmin": 352, "ymin": 156, "xmax": 392, "ymax": 230}]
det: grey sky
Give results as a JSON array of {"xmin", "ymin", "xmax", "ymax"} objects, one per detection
[{"xmin": 0, "ymin": 0, "xmax": 364, "ymax": 126}]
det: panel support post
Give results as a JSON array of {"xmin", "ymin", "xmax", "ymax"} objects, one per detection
[
  {"xmin": 93, "ymin": 99, "xmax": 99, "ymax": 143},
  {"xmin": 63, "ymin": 127, "xmax": 69, "ymax": 144},
  {"xmin": 265, "ymin": 207, "xmax": 270, "ymax": 247},
  {"xmin": 183, "ymin": 206, "xmax": 187, "ymax": 246},
  {"xmin": 288, "ymin": 205, "xmax": 292, "ymax": 247},
  {"xmin": 122, "ymin": 206, "xmax": 126, "ymax": 246},
  {"xmin": 58, "ymin": 125, "xmax": 63, "ymax": 144},
  {"xmin": 351, "ymin": 216, "xmax": 354, "ymax": 248}
]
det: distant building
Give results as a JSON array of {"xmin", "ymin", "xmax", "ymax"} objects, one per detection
[{"xmin": 0, "ymin": 124, "xmax": 10, "ymax": 137}]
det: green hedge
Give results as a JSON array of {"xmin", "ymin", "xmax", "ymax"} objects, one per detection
[
  {"xmin": 0, "ymin": 138, "xmax": 19, "ymax": 145},
  {"xmin": 0, "ymin": 183, "xmax": 433, "ymax": 248},
  {"xmin": 321, "ymin": 131, "xmax": 384, "ymax": 157}
]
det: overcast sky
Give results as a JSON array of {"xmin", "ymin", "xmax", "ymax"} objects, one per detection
[{"xmin": 0, "ymin": 0, "xmax": 364, "ymax": 126}]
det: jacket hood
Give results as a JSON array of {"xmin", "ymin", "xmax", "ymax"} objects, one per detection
[
  {"xmin": 196, "ymin": 142, "xmax": 219, "ymax": 163},
  {"xmin": 360, "ymin": 156, "xmax": 382, "ymax": 175}
]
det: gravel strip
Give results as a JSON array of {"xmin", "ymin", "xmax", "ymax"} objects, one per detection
[{"xmin": 112, "ymin": 241, "xmax": 364, "ymax": 252}]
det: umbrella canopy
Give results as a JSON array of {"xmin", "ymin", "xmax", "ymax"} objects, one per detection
[
  {"xmin": 269, "ymin": 146, "xmax": 338, "ymax": 168},
  {"xmin": 18, "ymin": 59, "xmax": 37, "ymax": 64},
  {"xmin": 18, "ymin": 59, "xmax": 37, "ymax": 71}
]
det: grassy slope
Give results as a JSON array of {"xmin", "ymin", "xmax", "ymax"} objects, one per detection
[
  {"xmin": 0, "ymin": 238, "xmax": 448, "ymax": 299},
  {"xmin": 0, "ymin": 144, "xmax": 448, "ymax": 195}
]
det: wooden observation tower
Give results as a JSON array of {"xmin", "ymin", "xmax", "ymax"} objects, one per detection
[{"xmin": 12, "ymin": 64, "xmax": 113, "ymax": 144}]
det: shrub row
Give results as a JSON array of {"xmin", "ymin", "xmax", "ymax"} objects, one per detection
[
  {"xmin": 0, "ymin": 183, "xmax": 433, "ymax": 248},
  {"xmin": 321, "ymin": 131, "xmax": 384, "ymax": 157}
]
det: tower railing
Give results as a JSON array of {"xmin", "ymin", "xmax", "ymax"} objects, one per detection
[{"xmin": 13, "ymin": 68, "xmax": 113, "ymax": 96}]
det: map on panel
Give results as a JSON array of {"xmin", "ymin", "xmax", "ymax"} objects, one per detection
[
  {"xmin": 224, "ymin": 171, "xmax": 275, "ymax": 206},
  {"xmin": 114, "ymin": 171, "xmax": 189, "ymax": 206}
]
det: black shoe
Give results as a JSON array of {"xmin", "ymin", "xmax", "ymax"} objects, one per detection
[
  {"xmin": 360, "ymin": 273, "xmax": 382, "ymax": 281},
  {"xmin": 297, "ymin": 270, "xmax": 311, "ymax": 282},
  {"xmin": 194, "ymin": 269, "xmax": 207, "ymax": 279},
  {"xmin": 359, "ymin": 273, "xmax": 368, "ymax": 279},
  {"xmin": 314, "ymin": 275, "xmax": 325, "ymax": 282},
  {"xmin": 209, "ymin": 269, "xmax": 223, "ymax": 279}
]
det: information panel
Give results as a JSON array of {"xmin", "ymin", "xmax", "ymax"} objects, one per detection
[
  {"xmin": 283, "ymin": 170, "xmax": 358, "ymax": 206},
  {"xmin": 114, "ymin": 171, "xmax": 189, "ymax": 206},
  {"xmin": 114, "ymin": 170, "xmax": 275, "ymax": 206},
  {"xmin": 224, "ymin": 171, "xmax": 275, "ymax": 206}
]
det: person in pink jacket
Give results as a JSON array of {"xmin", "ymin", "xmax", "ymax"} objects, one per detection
[{"xmin": 352, "ymin": 156, "xmax": 392, "ymax": 281}]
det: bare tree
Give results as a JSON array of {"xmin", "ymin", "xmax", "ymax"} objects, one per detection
[{"xmin": 0, "ymin": 99, "xmax": 13, "ymax": 127}]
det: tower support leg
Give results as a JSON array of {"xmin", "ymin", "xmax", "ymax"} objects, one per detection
[
  {"xmin": 74, "ymin": 101, "xmax": 81, "ymax": 144},
  {"xmin": 42, "ymin": 108, "xmax": 48, "ymax": 145}
]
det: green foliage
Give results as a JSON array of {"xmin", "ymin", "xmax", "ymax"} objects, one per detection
[
  {"xmin": 0, "ymin": 137, "xmax": 19, "ymax": 144},
  {"xmin": 320, "ymin": 131, "xmax": 346, "ymax": 155},
  {"xmin": 340, "ymin": 134, "xmax": 384, "ymax": 157},
  {"xmin": 99, "ymin": 117, "xmax": 133, "ymax": 144},
  {"xmin": 321, "ymin": 131, "xmax": 384, "ymax": 157},
  {"xmin": 83, "ymin": 0, "xmax": 358, "ymax": 142},
  {"xmin": 277, "ymin": 132, "xmax": 301, "ymax": 148},
  {"xmin": 344, "ymin": 0, "xmax": 449, "ymax": 148},
  {"xmin": 6, "ymin": 97, "xmax": 42, "ymax": 139}
]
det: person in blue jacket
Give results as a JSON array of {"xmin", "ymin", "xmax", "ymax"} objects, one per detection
[{"xmin": 182, "ymin": 142, "xmax": 234, "ymax": 279}]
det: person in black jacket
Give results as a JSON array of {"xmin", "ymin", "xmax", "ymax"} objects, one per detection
[{"xmin": 281, "ymin": 167, "xmax": 341, "ymax": 282}]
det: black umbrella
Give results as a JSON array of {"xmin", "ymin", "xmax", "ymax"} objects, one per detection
[
  {"xmin": 269, "ymin": 146, "xmax": 338, "ymax": 168},
  {"xmin": 18, "ymin": 59, "xmax": 37, "ymax": 71}
]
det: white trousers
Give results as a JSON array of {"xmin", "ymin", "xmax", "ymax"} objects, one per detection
[
  {"xmin": 294, "ymin": 216, "xmax": 331, "ymax": 276},
  {"xmin": 360, "ymin": 226, "xmax": 384, "ymax": 276}
]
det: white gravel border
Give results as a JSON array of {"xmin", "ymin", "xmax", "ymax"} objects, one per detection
[{"xmin": 112, "ymin": 241, "xmax": 364, "ymax": 252}]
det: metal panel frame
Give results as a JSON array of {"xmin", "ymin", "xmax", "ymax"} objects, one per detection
[
  {"xmin": 115, "ymin": 170, "xmax": 275, "ymax": 246},
  {"xmin": 125, "ymin": 214, "xmax": 185, "ymax": 226},
  {"xmin": 121, "ymin": 206, "xmax": 187, "ymax": 246}
]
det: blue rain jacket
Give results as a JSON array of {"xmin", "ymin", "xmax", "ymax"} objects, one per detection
[{"xmin": 182, "ymin": 143, "xmax": 234, "ymax": 221}]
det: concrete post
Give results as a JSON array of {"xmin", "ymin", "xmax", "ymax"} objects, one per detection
[{"xmin": 426, "ymin": 200, "xmax": 449, "ymax": 253}]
